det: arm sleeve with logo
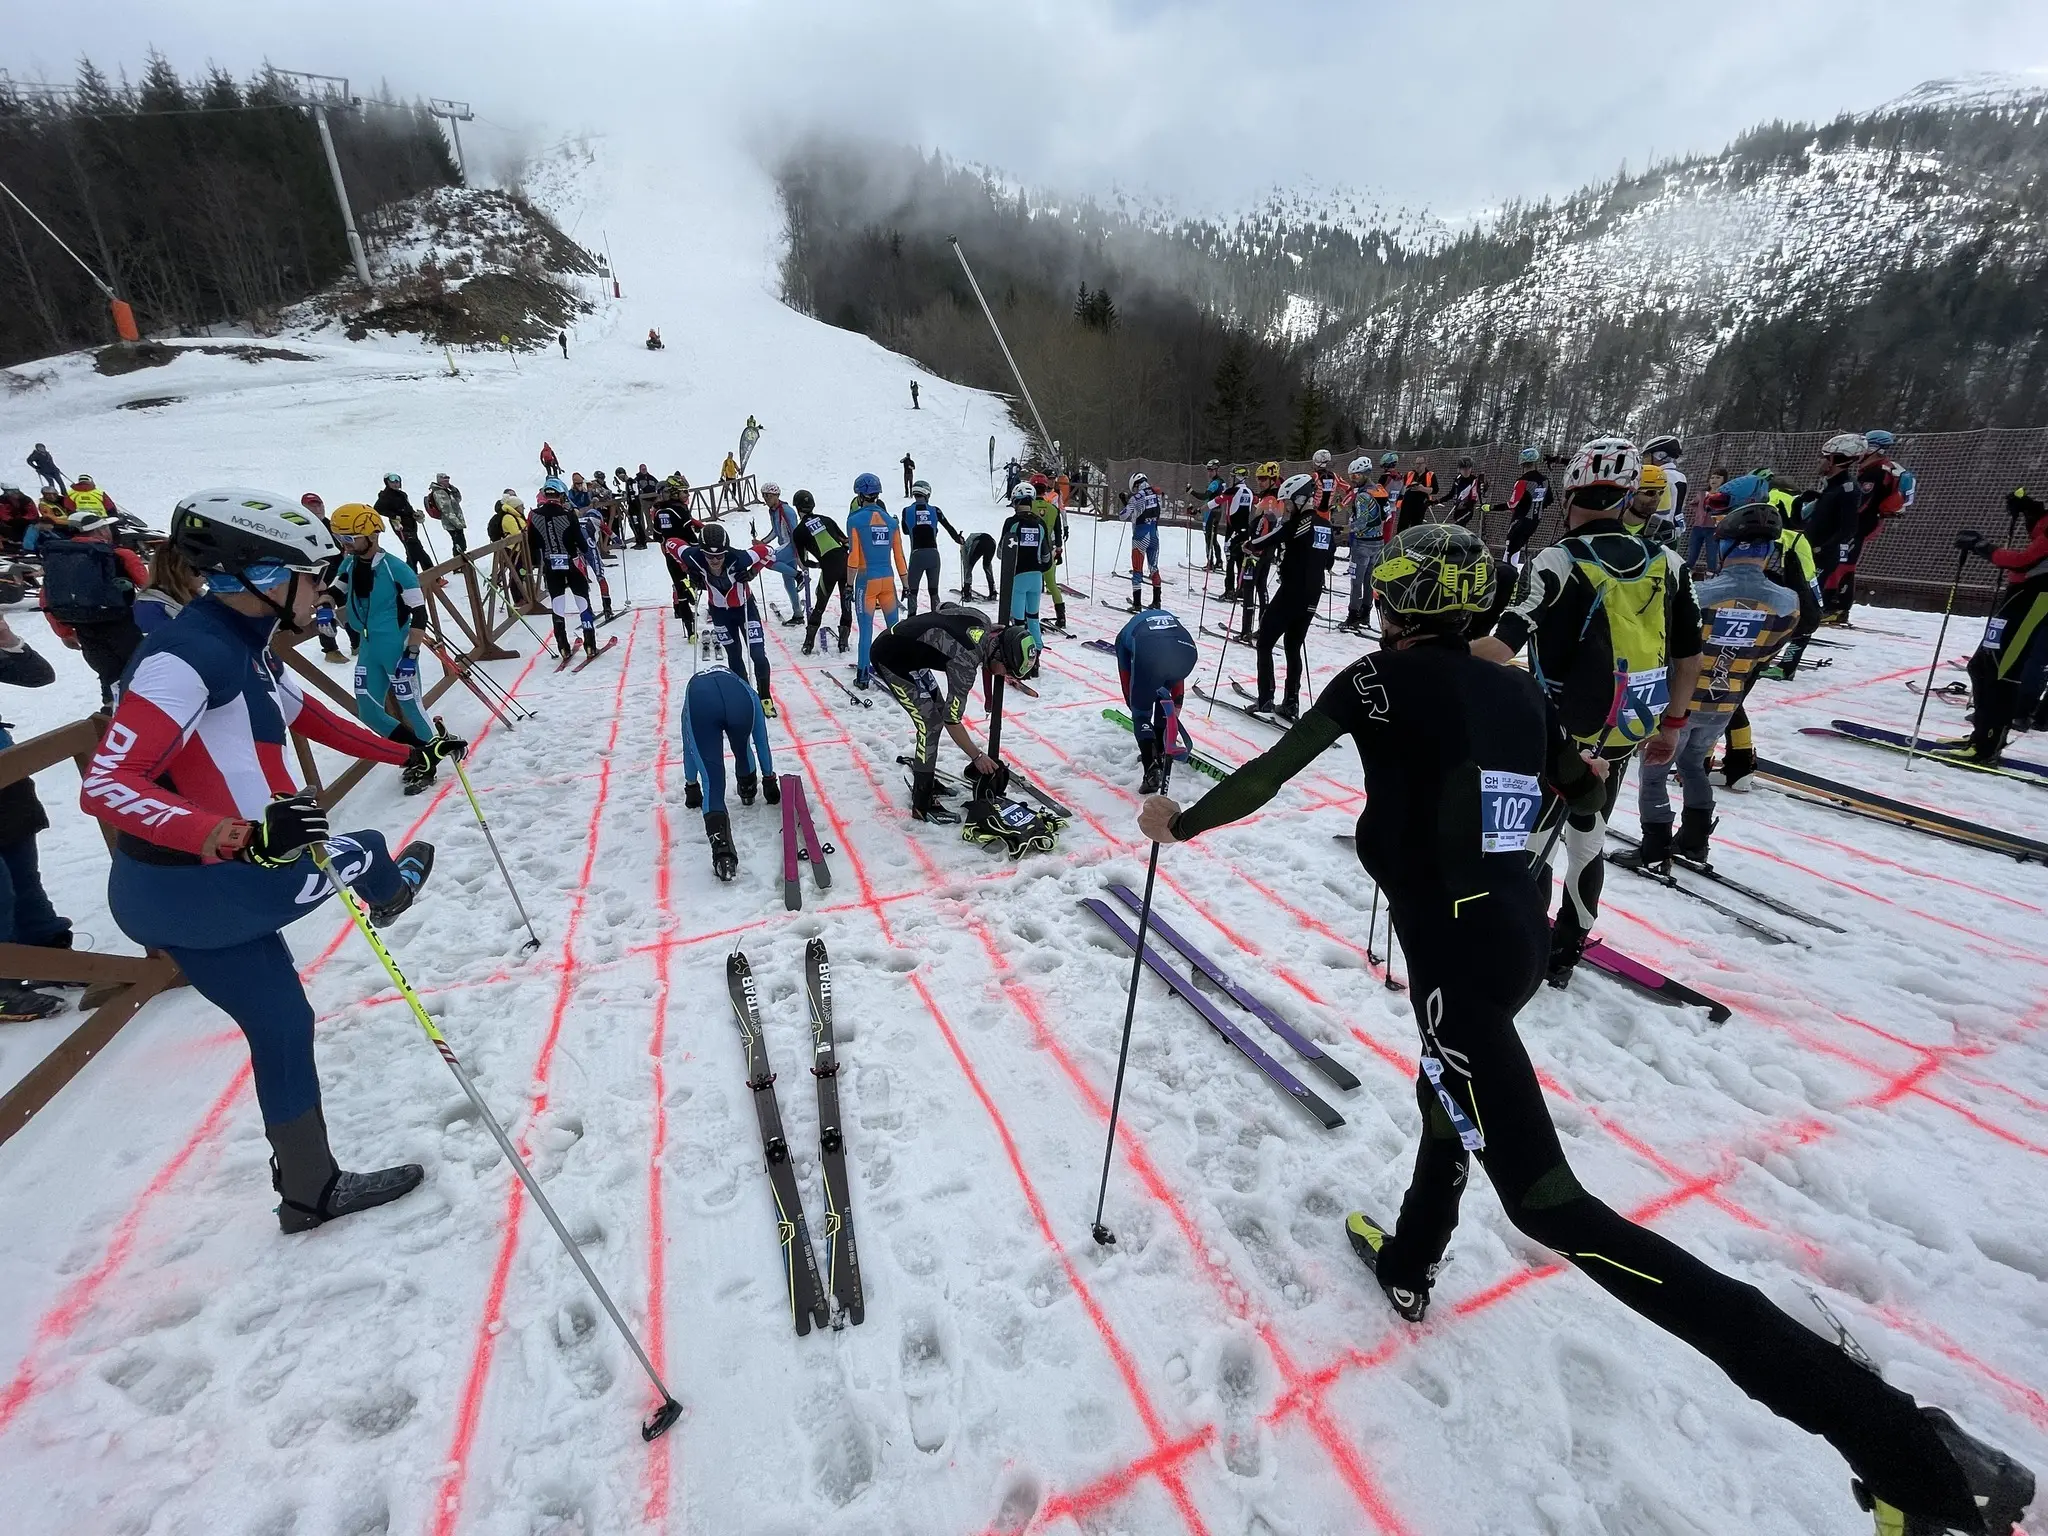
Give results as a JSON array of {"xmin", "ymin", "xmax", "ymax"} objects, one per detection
[{"xmin": 1167, "ymin": 707, "xmax": 1345, "ymax": 841}]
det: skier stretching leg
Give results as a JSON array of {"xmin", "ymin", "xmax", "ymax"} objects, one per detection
[
  {"xmin": 83, "ymin": 488, "xmax": 465, "ymax": 1232},
  {"xmin": 1140, "ymin": 524, "xmax": 2034, "ymax": 1536}
]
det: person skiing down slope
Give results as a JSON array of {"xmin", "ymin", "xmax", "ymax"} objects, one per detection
[
  {"xmin": 680, "ymin": 663, "xmax": 779, "ymax": 881},
  {"xmin": 792, "ymin": 491, "xmax": 853, "ymax": 655},
  {"xmin": 1115, "ymin": 607, "xmax": 1198, "ymax": 794},
  {"xmin": 327, "ymin": 503, "xmax": 441, "ymax": 793},
  {"xmin": 528, "ymin": 480, "xmax": 603, "ymax": 661},
  {"xmin": 901, "ymin": 479, "xmax": 963, "ymax": 617},
  {"xmin": 82, "ymin": 488, "xmax": 466, "ymax": 1232},
  {"xmin": 869, "ymin": 608, "xmax": 1036, "ymax": 828},
  {"xmin": 1137, "ymin": 521, "xmax": 2036, "ymax": 1536},
  {"xmin": 677, "ymin": 524, "xmax": 775, "ymax": 715},
  {"xmin": 846, "ymin": 473, "xmax": 906, "ymax": 687},
  {"xmin": 1473, "ymin": 435, "xmax": 1703, "ymax": 987}
]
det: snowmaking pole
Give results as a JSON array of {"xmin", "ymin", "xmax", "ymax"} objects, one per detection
[
  {"xmin": 277, "ymin": 73, "xmax": 373, "ymax": 289},
  {"xmin": 948, "ymin": 237, "xmax": 1056, "ymax": 467}
]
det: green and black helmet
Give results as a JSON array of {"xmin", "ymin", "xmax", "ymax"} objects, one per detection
[{"xmin": 1372, "ymin": 523, "xmax": 1496, "ymax": 635}]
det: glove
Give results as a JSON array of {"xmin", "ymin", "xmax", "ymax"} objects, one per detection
[
  {"xmin": 966, "ymin": 759, "xmax": 1011, "ymax": 800},
  {"xmin": 1954, "ymin": 529, "xmax": 1988, "ymax": 555},
  {"xmin": 425, "ymin": 731, "xmax": 468, "ymax": 763},
  {"xmin": 233, "ymin": 793, "xmax": 329, "ymax": 868}
]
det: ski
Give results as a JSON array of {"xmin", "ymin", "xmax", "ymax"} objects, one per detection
[
  {"xmin": 1802, "ymin": 719, "xmax": 2048, "ymax": 789},
  {"xmin": 826, "ymin": 671, "xmax": 874, "ymax": 709},
  {"xmin": 1080, "ymin": 899, "xmax": 1344, "ymax": 1128},
  {"xmin": 1752, "ymin": 757, "xmax": 2048, "ymax": 863},
  {"xmin": 804, "ymin": 939, "xmax": 864, "ymax": 1326},
  {"xmin": 1057, "ymin": 583, "xmax": 1091, "ymax": 600},
  {"xmin": 893, "ymin": 755, "xmax": 1073, "ymax": 821},
  {"xmin": 780, "ymin": 776, "xmax": 802, "ymax": 911},
  {"xmin": 1082, "ymin": 639, "xmax": 1118, "ymax": 656},
  {"xmin": 1601, "ymin": 849, "xmax": 1800, "ymax": 945},
  {"xmin": 1202, "ymin": 626, "xmax": 1256, "ymax": 647},
  {"xmin": 1906, "ymin": 680, "xmax": 1970, "ymax": 707},
  {"xmin": 570, "ymin": 635, "xmax": 618, "ymax": 673},
  {"xmin": 1099, "ymin": 708, "xmax": 1229, "ymax": 781},
  {"xmin": 1572, "ymin": 932, "xmax": 1733, "ymax": 1023},
  {"xmin": 1606, "ymin": 830, "xmax": 1845, "ymax": 932},
  {"xmin": 790, "ymin": 776, "xmax": 833, "ymax": 890},
  {"xmin": 1105, "ymin": 884, "xmax": 1359, "ymax": 1089},
  {"xmin": 726, "ymin": 952, "xmax": 830, "ymax": 1335}
]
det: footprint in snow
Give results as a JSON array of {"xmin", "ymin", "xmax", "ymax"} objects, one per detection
[
  {"xmin": 899, "ymin": 1306, "xmax": 955, "ymax": 1453},
  {"xmin": 988, "ymin": 1473, "xmax": 1043, "ymax": 1533}
]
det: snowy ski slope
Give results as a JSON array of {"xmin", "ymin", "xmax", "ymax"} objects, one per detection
[{"xmin": 2, "ymin": 130, "xmax": 2047, "ymax": 1536}]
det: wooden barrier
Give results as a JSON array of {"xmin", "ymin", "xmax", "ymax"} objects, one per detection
[{"xmin": 0, "ymin": 537, "xmax": 537, "ymax": 1150}]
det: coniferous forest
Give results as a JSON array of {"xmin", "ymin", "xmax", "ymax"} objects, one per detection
[{"xmin": 0, "ymin": 57, "xmax": 458, "ymax": 367}]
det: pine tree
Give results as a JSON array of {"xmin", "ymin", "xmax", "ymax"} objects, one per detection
[
  {"xmin": 1203, "ymin": 335, "xmax": 1264, "ymax": 461},
  {"xmin": 1285, "ymin": 379, "xmax": 1328, "ymax": 459}
]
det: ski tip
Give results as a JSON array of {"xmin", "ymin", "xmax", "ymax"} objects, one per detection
[
  {"xmin": 807, "ymin": 935, "xmax": 828, "ymax": 961},
  {"xmin": 642, "ymin": 1397, "xmax": 684, "ymax": 1442}
]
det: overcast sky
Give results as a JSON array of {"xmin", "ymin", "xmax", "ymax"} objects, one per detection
[{"xmin": 9, "ymin": 1, "xmax": 2048, "ymax": 218}]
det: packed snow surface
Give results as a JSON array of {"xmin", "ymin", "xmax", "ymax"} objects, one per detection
[{"xmin": 2, "ymin": 129, "xmax": 2046, "ymax": 1536}]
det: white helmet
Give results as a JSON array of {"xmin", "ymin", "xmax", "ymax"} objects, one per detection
[
  {"xmin": 1348, "ymin": 456, "xmax": 1373, "ymax": 477},
  {"xmin": 169, "ymin": 486, "xmax": 336, "ymax": 579},
  {"xmin": 1278, "ymin": 472, "xmax": 1318, "ymax": 508},
  {"xmin": 1311, "ymin": 449, "xmax": 1332, "ymax": 469},
  {"xmin": 760, "ymin": 481, "xmax": 781, "ymax": 498},
  {"xmin": 1562, "ymin": 436, "xmax": 1641, "ymax": 497},
  {"xmin": 1129, "ymin": 472, "xmax": 1150, "ymax": 494},
  {"xmin": 1822, "ymin": 432, "xmax": 1868, "ymax": 461}
]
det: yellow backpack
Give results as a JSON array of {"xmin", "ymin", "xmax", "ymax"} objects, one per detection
[{"xmin": 1563, "ymin": 537, "xmax": 1670, "ymax": 752}]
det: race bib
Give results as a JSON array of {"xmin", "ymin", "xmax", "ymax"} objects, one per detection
[
  {"xmin": 547, "ymin": 554, "xmax": 570, "ymax": 571},
  {"xmin": 1708, "ymin": 607, "xmax": 1772, "ymax": 646},
  {"xmin": 1985, "ymin": 617, "xmax": 2008, "ymax": 647},
  {"xmin": 1019, "ymin": 527, "xmax": 1041, "ymax": 547},
  {"xmin": 1617, "ymin": 665, "xmax": 1669, "ymax": 740},
  {"xmin": 1479, "ymin": 769, "xmax": 1541, "ymax": 853},
  {"xmin": 1312, "ymin": 525, "xmax": 1333, "ymax": 550},
  {"xmin": 1420, "ymin": 1055, "xmax": 1485, "ymax": 1151}
]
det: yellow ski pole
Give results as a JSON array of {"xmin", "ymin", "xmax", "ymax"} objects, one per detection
[
  {"xmin": 308, "ymin": 842, "xmax": 680, "ymax": 1440},
  {"xmin": 434, "ymin": 716, "xmax": 542, "ymax": 952}
]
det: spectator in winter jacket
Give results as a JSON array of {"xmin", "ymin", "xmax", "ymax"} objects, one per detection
[
  {"xmin": 489, "ymin": 490, "xmax": 530, "ymax": 606},
  {"xmin": 133, "ymin": 539, "xmax": 205, "ymax": 636},
  {"xmin": 720, "ymin": 454, "xmax": 741, "ymax": 514},
  {"xmin": 0, "ymin": 612, "xmax": 72, "ymax": 1019},
  {"xmin": 374, "ymin": 473, "xmax": 431, "ymax": 570},
  {"xmin": 0, "ymin": 485, "xmax": 38, "ymax": 554},
  {"xmin": 25, "ymin": 443, "xmax": 62, "ymax": 494},
  {"xmin": 426, "ymin": 473, "xmax": 467, "ymax": 556},
  {"xmin": 66, "ymin": 475, "xmax": 117, "ymax": 520},
  {"xmin": 541, "ymin": 442, "xmax": 560, "ymax": 476},
  {"xmin": 39, "ymin": 513, "xmax": 148, "ymax": 705}
]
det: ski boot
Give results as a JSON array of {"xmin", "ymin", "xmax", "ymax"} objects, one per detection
[
  {"xmin": 737, "ymin": 772, "xmax": 759, "ymax": 807},
  {"xmin": 706, "ymin": 812, "xmax": 739, "ymax": 881},
  {"xmin": 1128, "ymin": 588, "xmax": 1143, "ymax": 612},
  {"xmin": 601, "ymin": 599, "xmax": 616, "ymax": 623},
  {"xmin": 1344, "ymin": 1212, "xmax": 1432, "ymax": 1323},
  {"xmin": 837, "ymin": 623, "xmax": 853, "ymax": 654},
  {"xmin": 1274, "ymin": 696, "xmax": 1300, "ymax": 723},
  {"xmin": 1612, "ymin": 820, "xmax": 1674, "ymax": 873},
  {"xmin": 1714, "ymin": 744, "xmax": 1756, "ymax": 793},
  {"xmin": 268, "ymin": 1105, "xmax": 423, "ymax": 1234},
  {"xmin": 1052, "ymin": 602, "xmax": 1068, "ymax": 633},
  {"xmin": 0, "ymin": 982, "xmax": 61, "ymax": 1022},
  {"xmin": 1545, "ymin": 912, "xmax": 1588, "ymax": 989},
  {"xmin": 854, "ymin": 669, "xmax": 871, "ymax": 690},
  {"xmin": 582, "ymin": 629, "xmax": 602, "ymax": 661},
  {"xmin": 1245, "ymin": 695, "xmax": 1278, "ymax": 719},
  {"xmin": 684, "ymin": 781, "xmax": 703, "ymax": 810},
  {"xmin": 1147, "ymin": 583, "xmax": 1163, "ymax": 610},
  {"xmin": 395, "ymin": 726, "xmax": 436, "ymax": 796},
  {"xmin": 1944, "ymin": 732, "xmax": 2007, "ymax": 767},
  {"xmin": 1674, "ymin": 807, "xmax": 1715, "ymax": 864},
  {"xmin": 369, "ymin": 842, "xmax": 436, "ymax": 928},
  {"xmin": 763, "ymin": 775, "xmax": 782, "ymax": 806},
  {"xmin": 781, "ymin": 611, "xmax": 804, "ymax": 627},
  {"xmin": 801, "ymin": 637, "xmax": 816, "ymax": 656},
  {"xmin": 910, "ymin": 772, "xmax": 961, "ymax": 825},
  {"xmin": 1139, "ymin": 750, "xmax": 1164, "ymax": 797},
  {"xmin": 1854, "ymin": 1408, "xmax": 2035, "ymax": 1534}
]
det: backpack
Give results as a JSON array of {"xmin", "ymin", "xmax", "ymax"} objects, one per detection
[
  {"xmin": 1562, "ymin": 535, "xmax": 1670, "ymax": 753},
  {"xmin": 42, "ymin": 535, "xmax": 132, "ymax": 624}
]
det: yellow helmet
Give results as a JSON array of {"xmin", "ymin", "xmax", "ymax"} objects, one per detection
[
  {"xmin": 329, "ymin": 502, "xmax": 384, "ymax": 537},
  {"xmin": 1637, "ymin": 463, "xmax": 1668, "ymax": 492},
  {"xmin": 1256, "ymin": 460, "xmax": 1281, "ymax": 481}
]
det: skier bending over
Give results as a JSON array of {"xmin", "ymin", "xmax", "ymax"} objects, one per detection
[
  {"xmin": 1138, "ymin": 521, "xmax": 2035, "ymax": 1536},
  {"xmin": 677, "ymin": 524, "xmax": 775, "ymax": 715},
  {"xmin": 528, "ymin": 479, "xmax": 603, "ymax": 662},
  {"xmin": 327, "ymin": 504, "xmax": 441, "ymax": 792},
  {"xmin": 870, "ymin": 608, "xmax": 1036, "ymax": 826},
  {"xmin": 960, "ymin": 530, "xmax": 998, "ymax": 601},
  {"xmin": 901, "ymin": 478, "xmax": 963, "ymax": 617},
  {"xmin": 1115, "ymin": 606, "xmax": 1198, "ymax": 794},
  {"xmin": 681, "ymin": 664, "xmax": 778, "ymax": 882},
  {"xmin": 81, "ymin": 488, "xmax": 466, "ymax": 1232}
]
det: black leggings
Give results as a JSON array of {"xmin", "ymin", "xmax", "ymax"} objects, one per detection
[
  {"xmin": 1375, "ymin": 886, "xmax": 1976, "ymax": 1525},
  {"xmin": 961, "ymin": 537, "xmax": 997, "ymax": 600},
  {"xmin": 804, "ymin": 552, "xmax": 853, "ymax": 650},
  {"xmin": 1255, "ymin": 586, "xmax": 1316, "ymax": 704}
]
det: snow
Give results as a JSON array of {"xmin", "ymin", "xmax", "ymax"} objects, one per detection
[{"xmin": 3, "ymin": 127, "xmax": 2048, "ymax": 1536}]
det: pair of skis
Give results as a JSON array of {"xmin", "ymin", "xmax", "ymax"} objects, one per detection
[
  {"xmin": 1081, "ymin": 890, "xmax": 1350, "ymax": 1129},
  {"xmin": 726, "ymin": 943, "xmax": 864, "ymax": 1335},
  {"xmin": 1753, "ymin": 756, "xmax": 2048, "ymax": 863},
  {"xmin": 555, "ymin": 634, "xmax": 618, "ymax": 673},
  {"xmin": 1606, "ymin": 829, "xmax": 1844, "ymax": 942},
  {"xmin": 777, "ymin": 774, "xmax": 834, "ymax": 910},
  {"xmin": 1098, "ymin": 707, "xmax": 1229, "ymax": 781},
  {"xmin": 1804, "ymin": 718, "xmax": 2048, "ymax": 790}
]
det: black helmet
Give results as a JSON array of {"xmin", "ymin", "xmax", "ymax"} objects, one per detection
[
  {"xmin": 1715, "ymin": 501, "xmax": 1782, "ymax": 546},
  {"xmin": 793, "ymin": 489, "xmax": 815, "ymax": 513},
  {"xmin": 1371, "ymin": 523, "xmax": 1496, "ymax": 636},
  {"xmin": 700, "ymin": 522, "xmax": 730, "ymax": 553},
  {"xmin": 995, "ymin": 621, "xmax": 1039, "ymax": 676},
  {"xmin": 2008, "ymin": 487, "xmax": 2046, "ymax": 527},
  {"xmin": 1643, "ymin": 434, "xmax": 1682, "ymax": 464}
]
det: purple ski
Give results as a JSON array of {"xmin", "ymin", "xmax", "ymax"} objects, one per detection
[
  {"xmin": 791, "ymin": 777, "xmax": 833, "ymax": 891},
  {"xmin": 780, "ymin": 774, "xmax": 802, "ymax": 910}
]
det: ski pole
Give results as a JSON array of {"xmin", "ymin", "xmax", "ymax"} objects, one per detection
[
  {"xmin": 1204, "ymin": 589, "xmax": 1237, "ymax": 719},
  {"xmin": 1905, "ymin": 547, "xmax": 1970, "ymax": 773},
  {"xmin": 426, "ymin": 641, "xmax": 517, "ymax": 728},
  {"xmin": 455, "ymin": 649, "xmax": 535, "ymax": 720},
  {"xmin": 435, "ymin": 715, "xmax": 542, "ymax": 952},
  {"xmin": 306, "ymin": 842, "xmax": 680, "ymax": 1440},
  {"xmin": 1091, "ymin": 761, "xmax": 1169, "ymax": 1247}
]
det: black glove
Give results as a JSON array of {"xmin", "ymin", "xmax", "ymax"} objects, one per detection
[
  {"xmin": 236, "ymin": 793, "xmax": 329, "ymax": 868},
  {"xmin": 427, "ymin": 731, "xmax": 468, "ymax": 763},
  {"xmin": 968, "ymin": 760, "xmax": 1011, "ymax": 800},
  {"xmin": 1954, "ymin": 529, "xmax": 1988, "ymax": 556}
]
